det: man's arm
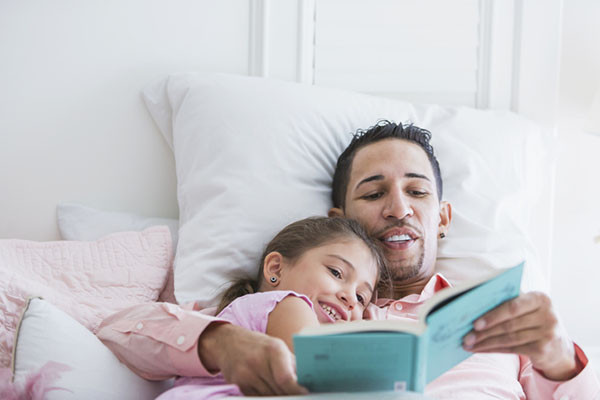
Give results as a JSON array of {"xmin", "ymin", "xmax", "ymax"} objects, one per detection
[
  {"xmin": 462, "ymin": 292, "xmax": 580, "ymax": 380},
  {"xmin": 517, "ymin": 343, "xmax": 600, "ymax": 398},
  {"xmin": 97, "ymin": 301, "xmax": 307, "ymax": 395},
  {"xmin": 199, "ymin": 322, "xmax": 309, "ymax": 395}
]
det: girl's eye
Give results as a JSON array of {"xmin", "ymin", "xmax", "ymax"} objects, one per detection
[
  {"xmin": 327, "ymin": 267, "xmax": 342, "ymax": 279},
  {"xmin": 357, "ymin": 294, "xmax": 365, "ymax": 306},
  {"xmin": 362, "ymin": 192, "xmax": 383, "ymax": 200}
]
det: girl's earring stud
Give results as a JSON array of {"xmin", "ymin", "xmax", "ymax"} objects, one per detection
[{"xmin": 270, "ymin": 276, "xmax": 277, "ymax": 283}]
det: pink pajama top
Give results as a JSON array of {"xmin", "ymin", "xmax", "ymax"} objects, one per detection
[
  {"xmin": 97, "ymin": 274, "xmax": 600, "ymax": 399},
  {"xmin": 155, "ymin": 290, "xmax": 311, "ymax": 400}
]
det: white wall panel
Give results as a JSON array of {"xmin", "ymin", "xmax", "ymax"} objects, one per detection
[
  {"xmin": 315, "ymin": 70, "xmax": 477, "ymax": 93},
  {"xmin": 266, "ymin": 0, "xmax": 302, "ymax": 81},
  {"xmin": 552, "ymin": 0, "xmax": 600, "ymax": 354},
  {"xmin": 0, "ymin": 0, "xmax": 251, "ymax": 240},
  {"xmin": 313, "ymin": 0, "xmax": 480, "ymax": 105},
  {"xmin": 0, "ymin": 0, "xmax": 563, "ymax": 276},
  {"xmin": 484, "ymin": 0, "xmax": 516, "ymax": 110}
]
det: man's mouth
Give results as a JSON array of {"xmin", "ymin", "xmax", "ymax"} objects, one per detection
[
  {"xmin": 380, "ymin": 229, "xmax": 418, "ymax": 250},
  {"xmin": 384, "ymin": 234, "xmax": 412, "ymax": 243}
]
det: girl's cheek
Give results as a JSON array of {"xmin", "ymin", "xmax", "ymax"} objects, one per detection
[{"xmin": 352, "ymin": 310, "xmax": 363, "ymax": 321}]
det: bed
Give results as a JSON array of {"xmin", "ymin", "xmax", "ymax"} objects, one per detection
[{"xmin": 0, "ymin": 0, "xmax": 568, "ymax": 398}]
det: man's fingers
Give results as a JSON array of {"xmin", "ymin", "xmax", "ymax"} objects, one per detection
[
  {"xmin": 461, "ymin": 290, "xmax": 578, "ymax": 380},
  {"xmin": 226, "ymin": 363, "xmax": 275, "ymax": 396},
  {"xmin": 473, "ymin": 292, "xmax": 549, "ymax": 331},
  {"xmin": 212, "ymin": 325, "xmax": 307, "ymax": 396},
  {"xmin": 238, "ymin": 377, "xmax": 275, "ymax": 397},
  {"xmin": 238, "ymin": 336, "xmax": 306, "ymax": 396},
  {"xmin": 269, "ymin": 351, "xmax": 309, "ymax": 395},
  {"xmin": 464, "ymin": 310, "xmax": 544, "ymax": 347},
  {"xmin": 464, "ymin": 327, "xmax": 544, "ymax": 352},
  {"xmin": 466, "ymin": 339, "xmax": 547, "ymax": 357}
]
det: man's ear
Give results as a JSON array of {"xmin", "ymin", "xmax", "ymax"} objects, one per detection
[
  {"xmin": 262, "ymin": 251, "xmax": 285, "ymax": 287},
  {"xmin": 438, "ymin": 201, "xmax": 452, "ymax": 237},
  {"xmin": 328, "ymin": 207, "xmax": 345, "ymax": 218}
]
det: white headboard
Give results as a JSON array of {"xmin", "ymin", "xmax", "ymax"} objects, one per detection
[{"xmin": 0, "ymin": 0, "xmax": 562, "ymax": 276}]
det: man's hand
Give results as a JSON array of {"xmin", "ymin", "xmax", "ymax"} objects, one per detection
[
  {"xmin": 463, "ymin": 292, "xmax": 580, "ymax": 381},
  {"xmin": 197, "ymin": 322, "xmax": 309, "ymax": 396}
]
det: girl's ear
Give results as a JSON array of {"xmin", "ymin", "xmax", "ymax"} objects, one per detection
[
  {"xmin": 263, "ymin": 251, "xmax": 285, "ymax": 287},
  {"xmin": 328, "ymin": 207, "xmax": 344, "ymax": 217}
]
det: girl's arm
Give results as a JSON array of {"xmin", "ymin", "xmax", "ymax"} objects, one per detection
[{"xmin": 266, "ymin": 296, "xmax": 320, "ymax": 352}]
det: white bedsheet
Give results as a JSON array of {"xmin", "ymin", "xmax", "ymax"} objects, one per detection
[{"xmin": 234, "ymin": 391, "xmax": 434, "ymax": 399}]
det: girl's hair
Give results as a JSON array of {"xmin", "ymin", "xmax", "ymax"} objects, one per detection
[{"xmin": 217, "ymin": 216, "xmax": 390, "ymax": 314}]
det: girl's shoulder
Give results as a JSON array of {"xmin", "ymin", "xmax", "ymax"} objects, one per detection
[
  {"xmin": 231, "ymin": 290, "xmax": 313, "ymax": 312},
  {"xmin": 217, "ymin": 291, "xmax": 314, "ymax": 333}
]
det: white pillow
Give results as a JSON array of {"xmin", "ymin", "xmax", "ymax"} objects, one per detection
[
  {"xmin": 57, "ymin": 202, "xmax": 179, "ymax": 248},
  {"xmin": 143, "ymin": 73, "xmax": 548, "ymax": 306},
  {"xmin": 12, "ymin": 298, "xmax": 172, "ymax": 399}
]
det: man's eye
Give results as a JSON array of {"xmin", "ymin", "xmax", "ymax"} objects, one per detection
[
  {"xmin": 409, "ymin": 190, "xmax": 428, "ymax": 197},
  {"xmin": 362, "ymin": 192, "xmax": 383, "ymax": 200},
  {"xmin": 328, "ymin": 267, "xmax": 342, "ymax": 278}
]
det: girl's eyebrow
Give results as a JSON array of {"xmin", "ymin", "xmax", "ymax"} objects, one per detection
[
  {"xmin": 326, "ymin": 254, "xmax": 374, "ymax": 294},
  {"xmin": 326, "ymin": 254, "xmax": 355, "ymax": 270}
]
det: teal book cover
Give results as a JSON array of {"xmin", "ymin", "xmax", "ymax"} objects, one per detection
[{"xmin": 294, "ymin": 262, "xmax": 524, "ymax": 393}]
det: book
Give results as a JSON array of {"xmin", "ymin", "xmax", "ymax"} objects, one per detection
[{"xmin": 293, "ymin": 262, "xmax": 524, "ymax": 393}]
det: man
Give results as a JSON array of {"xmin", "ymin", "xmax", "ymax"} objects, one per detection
[
  {"xmin": 328, "ymin": 122, "xmax": 597, "ymax": 397},
  {"xmin": 98, "ymin": 121, "xmax": 599, "ymax": 398}
]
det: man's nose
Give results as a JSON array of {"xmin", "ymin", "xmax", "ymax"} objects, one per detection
[{"xmin": 383, "ymin": 190, "xmax": 413, "ymax": 220}]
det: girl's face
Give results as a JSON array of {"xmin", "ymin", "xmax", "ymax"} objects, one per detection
[{"xmin": 274, "ymin": 238, "xmax": 378, "ymax": 323}]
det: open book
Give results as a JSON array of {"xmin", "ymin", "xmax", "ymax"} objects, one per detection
[{"xmin": 293, "ymin": 262, "xmax": 524, "ymax": 393}]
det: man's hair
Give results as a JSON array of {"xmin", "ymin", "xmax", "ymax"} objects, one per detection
[
  {"xmin": 332, "ymin": 120, "xmax": 443, "ymax": 209},
  {"xmin": 217, "ymin": 216, "xmax": 391, "ymax": 313}
]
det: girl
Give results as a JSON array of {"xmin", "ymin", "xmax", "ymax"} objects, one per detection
[{"xmin": 157, "ymin": 216, "xmax": 388, "ymax": 399}]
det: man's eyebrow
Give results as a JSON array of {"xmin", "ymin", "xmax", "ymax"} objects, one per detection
[
  {"xmin": 355, "ymin": 172, "xmax": 431, "ymax": 190},
  {"xmin": 355, "ymin": 174, "xmax": 384, "ymax": 190},
  {"xmin": 327, "ymin": 254, "xmax": 374, "ymax": 294},
  {"xmin": 405, "ymin": 172, "xmax": 431, "ymax": 182}
]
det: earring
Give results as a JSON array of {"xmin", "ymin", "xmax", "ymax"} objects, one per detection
[
  {"xmin": 270, "ymin": 276, "xmax": 277, "ymax": 283},
  {"xmin": 439, "ymin": 232, "xmax": 446, "ymax": 239}
]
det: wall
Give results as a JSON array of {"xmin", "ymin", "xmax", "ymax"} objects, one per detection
[
  {"xmin": 552, "ymin": 0, "xmax": 600, "ymax": 353},
  {"xmin": 0, "ymin": 0, "xmax": 251, "ymax": 240},
  {"xmin": 3, "ymin": 1, "xmax": 593, "ymax": 348}
]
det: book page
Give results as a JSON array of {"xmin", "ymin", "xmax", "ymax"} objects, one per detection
[{"xmin": 424, "ymin": 262, "xmax": 523, "ymax": 383}]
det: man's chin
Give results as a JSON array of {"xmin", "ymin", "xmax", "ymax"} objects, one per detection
[
  {"xmin": 385, "ymin": 253, "xmax": 424, "ymax": 281},
  {"xmin": 389, "ymin": 263, "xmax": 421, "ymax": 280}
]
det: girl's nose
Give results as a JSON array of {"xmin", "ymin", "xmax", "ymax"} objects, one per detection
[{"xmin": 338, "ymin": 291, "xmax": 356, "ymax": 311}]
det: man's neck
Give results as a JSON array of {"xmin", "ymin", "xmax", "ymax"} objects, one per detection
[{"xmin": 389, "ymin": 274, "xmax": 432, "ymax": 299}]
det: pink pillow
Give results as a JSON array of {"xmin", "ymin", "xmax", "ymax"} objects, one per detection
[{"xmin": 0, "ymin": 226, "xmax": 173, "ymax": 368}]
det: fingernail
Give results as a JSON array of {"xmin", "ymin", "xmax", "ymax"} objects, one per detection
[
  {"xmin": 474, "ymin": 319, "xmax": 486, "ymax": 330},
  {"xmin": 463, "ymin": 334, "xmax": 476, "ymax": 347}
]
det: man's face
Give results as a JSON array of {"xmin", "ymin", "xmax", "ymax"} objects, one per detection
[{"xmin": 330, "ymin": 139, "xmax": 451, "ymax": 282}]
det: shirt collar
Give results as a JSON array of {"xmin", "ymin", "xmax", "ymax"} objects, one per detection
[{"xmin": 376, "ymin": 273, "xmax": 452, "ymax": 307}]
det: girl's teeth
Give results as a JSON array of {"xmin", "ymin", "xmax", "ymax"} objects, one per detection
[{"xmin": 321, "ymin": 304, "xmax": 339, "ymax": 320}]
